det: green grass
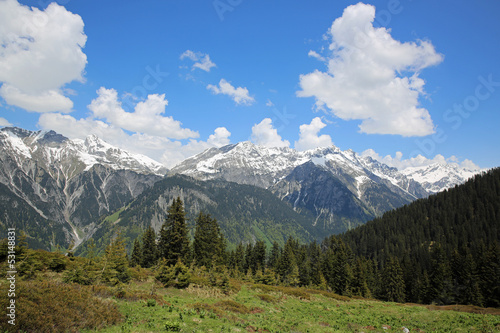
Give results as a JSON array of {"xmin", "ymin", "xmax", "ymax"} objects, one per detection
[
  {"xmin": 103, "ymin": 206, "xmax": 127, "ymax": 224},
  {"xmin": 85, "ymin": 280, "xmax": 500, "ymax": 333}
]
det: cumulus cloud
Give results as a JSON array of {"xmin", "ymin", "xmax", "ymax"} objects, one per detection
[
  {"xmin": 207, "ymin": 79, "xmax": 255, "ymax": 105},
  {"xmin": 88, "ymin": 87, "xmax": 198, "ymax": 140},
  {"xmin": 180, "ymin": 50, "xmax": 216, "ymax": 72},
  {"xmin": 297, "ymin": 3, "xmax": 443, "ymax": 137},
  {"xmin": 0, "ymin": 117, "xmax": 12, "ymax": 127},
  {"xmin": 0, "ymin": 0, "xmax": 87, "ymax": 112},
  {"xmin": 295, "ymin": 117, "xmax": 333, "ymax": 151},
  {"xmin": 361, "ymin": 149, "xmax": 481, "ymax": 171},
  {"xmin": 251, "ymin": 118, "xmax": 290, "ymax": 148},
  {"xmin": 38, "ymin": 112, "xmax": 231, "ymax": 168},
  {"xmin": 207, "ymin": 127, "xmax": 231, "ymax": 147}
]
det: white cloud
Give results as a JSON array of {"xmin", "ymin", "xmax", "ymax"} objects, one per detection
[
  {"xmin": 361, "ymin": 149, "xmax": 481, "ymax": 171},
  {"xmin": 38, "ymin": 112, "xmax": 232, "ymax": 168},
  {"xmin": 88, "ymin": 87, "xmax": 198, "ymax": 140},
  {"xmin": 297, "ymin": 3, "xmax": 443, "ymax": 137},
  {"xmin": 0, "ymin": 117, "xmax": 12, "ymax": 127},
  {"xmin": 295, "ymin": 117, "xmax": 333, "ymax": 151},
  {"xmin": 207, "ymin": 127, "xmax": 231, "ymax": 147},
  {"xmin": 207, "ymin": 79, "xmax": 255, "ymax": 105},
  {"xmin": 266, "ymin": 99, "xmax": 274, "ymax": 107},
  {"xmin": 308, "ymin": 50, "xmax": 326, "ymax": 62},
  {"xmin": 180, "ymin": 50, "xmax": 216, "ymax": 72},
  {"xmin": 0, "ymin": 0, "xmax": 87, "ymax": 112},
  {"xmin": 251, "ymin": 118, "xmax": 290, "ymax": 148}
]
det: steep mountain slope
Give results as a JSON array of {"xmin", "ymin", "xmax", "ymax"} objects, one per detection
[
  {"xmin": 0, "ymin": 127, "xmax": 164, "ymax": 249},
  {"xmin": 170, "ymin": 142, "xmax": 437, "ymax": 233},
  {"xmin": 80, "ymin": 174, "xmax": 319, "ymax": 255},
  {"xmin": 342, "ymin": 167, "xmax": 500, "ymax": 261},
  {"xmin": 341, "ymin": 168, "xmax": 500, "ymax": 306}
]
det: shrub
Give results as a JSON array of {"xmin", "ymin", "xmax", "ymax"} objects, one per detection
[
  {"xmin": 0, "ymin": 280, "xmax": 122, "ymax": 333},
  {"xmin": 48, "ymin": 256, "xmax": 67, "ymax": 272},
  {"xmin": 164, "ymin": 320, "xmax": 181, "ymax": 331},
  {"xmin": 256, "ymin": 293, "xmax": 278, "ymax": 303},
  {"xmin": 214, "ymin": 300, "xmax": 250, "ymax": 314},
  {"xmin": 156, "ymin": 259, "xmax": 191, "ymax": 289}
]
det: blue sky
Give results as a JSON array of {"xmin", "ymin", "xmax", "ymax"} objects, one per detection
[{"xmin": 0, "ymin": 0, "xmax": 499, "ymax": 169}]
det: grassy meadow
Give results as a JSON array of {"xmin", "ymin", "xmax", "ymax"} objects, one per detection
[{"xmin": 89, "ymin": 278, "xmax": 500, "ymax": 333}]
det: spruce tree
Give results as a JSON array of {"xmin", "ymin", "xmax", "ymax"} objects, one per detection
[
  {"xmin": 382, "ymin": 256, "xmax": 405, "ymax": 302},
  {"xmin": 429, "ymin": 244, "xmax": 453, "ymax": 305},
  {"xmin": 159, "ymin": 197, "xmax": 190, "ymax": 265},
  {"xmin": 253, "ymin": 240, "xmax": 267, "ymax": 271},
  {"xmin": 193, "ymin": 212, "xmax": 224, "ymax": 268},
  {"xmin": 141, "ymin": 226, "xmax": 157, "ymax": 268},
  {"xmin": 102, "ymin": 232, "xmax": 131, "ymax": 285},
  {"xmin": 267, "ymin": 241, "xmax": 281, "ymax": 270},
  {"xmin": 234, "ymin": 243, "xmax": 246, "ymax": 273},
  {"xmin": 130, "ymin": 238, "xmax": 143, "ymax": 267}
]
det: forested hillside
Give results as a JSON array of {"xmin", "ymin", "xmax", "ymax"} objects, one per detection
[{"xmin": 342, "ymin": 168, "xmax": 500, "ymax": 306}]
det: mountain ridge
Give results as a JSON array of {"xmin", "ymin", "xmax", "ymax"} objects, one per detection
[{"xmin": 0, "ymin": 126, "xmax": 483, "ymax": 250}]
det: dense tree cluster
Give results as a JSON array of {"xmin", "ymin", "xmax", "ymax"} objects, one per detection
[{"xmin": 342, "ymin": 168, "xmax": 500, "ymax": 307}]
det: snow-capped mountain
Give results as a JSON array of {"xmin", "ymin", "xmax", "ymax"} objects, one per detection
[
  {"xmin": 0, "ymin": 127, "xmax": 165, "ymax": 249},
  {"xmin": 0, "ymin": 127, "xmax": 167, "ymax": 177},
  {"xmin": 400, "ymin": 163, "xmax": 479, "ymax": 194},
  {"xmin": 171, "ymin": 141, "xmax": 428, "ymax": 198},
  {"xmin": 1, "ymin": 126, "xmax": 481, "ymax": 249},
  {"xmin": 170, "ymin": 141, "xmax": 479, "ymax": 233}
]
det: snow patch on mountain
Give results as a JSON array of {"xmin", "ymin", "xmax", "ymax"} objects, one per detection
[
  {"xmin": 400, "ymin": 163, "xmax": 479, "ymax": 193},
  {"xmin": 0, "ymin": 127, "xmax": 167, "ymax": 176}
]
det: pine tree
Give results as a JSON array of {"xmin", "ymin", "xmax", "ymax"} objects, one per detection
[
  {"xmin": 351, "ymin": 258, "xmax": 371, "ymax": 298},
  {"xmin": 234, "ymin": 243, "xmax": 246, "ymax": 273},
  {"xmin": 321, "ymin": 236, "xmax": 353, "ymax": 295},
  {"xmin": 267, "ymin": 241, "xmax": 281, "ymax": 270},
  {"xmin": 253, "ymin": 240, "xmax": 267, "ymax": 271},
  {"xmin": 102, "ymin": 232, "xmax": 131, "ymax": 285},
  {"xmin": 382, "ymin": 256, "xmax": 405, "ymax": 302},
  {"xmin": 159, "ymin": 197, "xmax": 190, "ymax": 265},
  {"xmin": 278, "ymin": 237, "xmax": 297, "ymax": 283},
  {"xmin": 141, "ymin": 226, "xmax": 157, "ymax": 268},
  {"xmin": 477, "ymin": 242, "xmax": 500, "ymax": 307},
  {"xmin": 193, "ymin": 212, "xmax": 225, "ymax": 268},
  {"xmin": 130, "ymin": 238, "xmax": 143, "ymax": 267},
  {"xmin": 429, "ymin": 244, "xmax": 453, "ymax": 305}
]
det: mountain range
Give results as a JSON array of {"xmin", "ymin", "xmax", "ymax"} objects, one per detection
[{"xmin": 0, "ymin": 127, "xmax": 480, "ymax": 250}]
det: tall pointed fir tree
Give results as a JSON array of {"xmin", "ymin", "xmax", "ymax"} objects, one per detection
[
  {"xmin": 130, "ymin": 238, "xmax": 143, "ymax": 267},
  {"xmin": 159, "ymin": 197, "xmax": 190, "ymax": 265},
  {"xmin": 381, "ymin": 256, "xmax": 405, "ymax": 303},
  {"xmin": 193, "ymin": 211, "xmax": 225, "ymax": 268},
  {"xmin": 141, "ymin": 226, "xmax": 158, "ymax": 268}
]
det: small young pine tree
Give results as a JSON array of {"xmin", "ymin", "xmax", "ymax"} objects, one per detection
[{"xmin": 102, "ymin": 233, "xmax": 131, "ymax": 286}]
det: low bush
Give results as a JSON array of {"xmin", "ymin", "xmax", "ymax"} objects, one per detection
[{"xmin": 0, "ymin": 280, "xmax": 122, "ymax": 333}]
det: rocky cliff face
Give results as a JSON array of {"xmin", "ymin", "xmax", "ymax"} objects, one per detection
[{"xmin": 0, "ymin": 127, "xmax": 164, "ymax": 249}]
